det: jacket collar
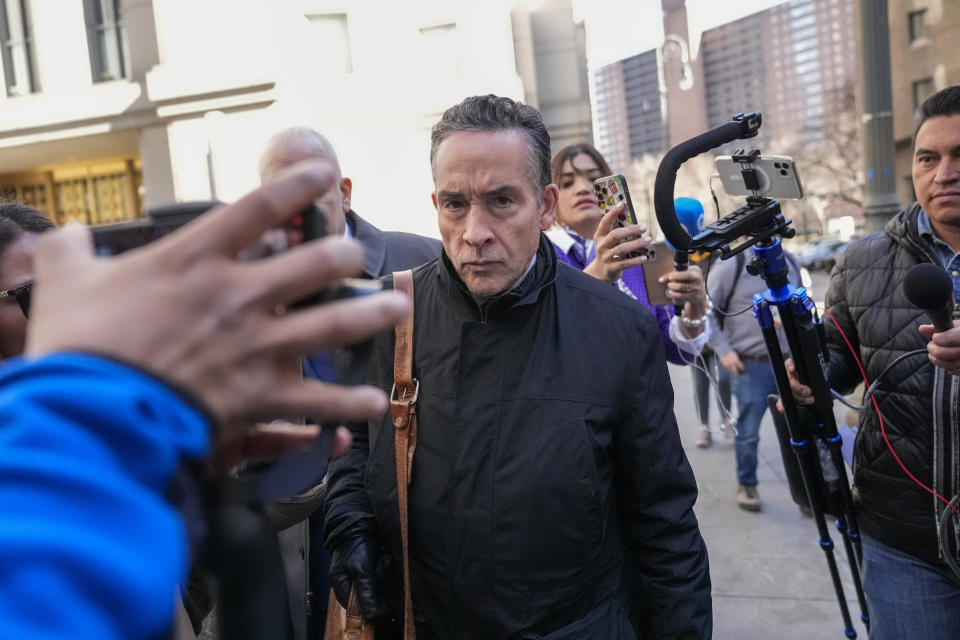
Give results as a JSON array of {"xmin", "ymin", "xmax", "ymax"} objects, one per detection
[
  {"xmin": 885, "ymin": 202, "xmax": 942, "ymax": 264},
  {"xmin": 345, "ymin": 210, "xmax": 386, "ymax": 279},
  {"xmin": 437, "ymin": 233, "xmax": 558, "ymax": 321}
]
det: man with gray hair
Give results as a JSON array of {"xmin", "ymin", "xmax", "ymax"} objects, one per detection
[
  {"xmin": 324, "ymin": 95, "xmax": 711, "ymax": 639},
  {"xmin": 260, "ymin": 127, "xmax": 441, "ymax": 278}
]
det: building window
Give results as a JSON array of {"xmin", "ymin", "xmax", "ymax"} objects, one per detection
[
  {"xmin": 908, "ymin": 9, "xmax": 927, "ymax": 42},
  {"xmin": 306, "ymin": 13, "xmax": 352, "ymax": 74},
  {"xmin": 0, "ymin": 0, "xmax": 37, "ymax": 96},
  {"xmin": 913, "ymin": 77, "xmax": 935, "ymax": 109},
  {"xmin": 84, "ymin": 0, "xmax": 128, "ymax": 81},
  {"xmin": 419, "ymin": 22, "xmax": 460, "ymax": 80}
]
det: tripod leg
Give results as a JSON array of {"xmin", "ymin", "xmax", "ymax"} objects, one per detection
[
  {"xmin": 778, "ymin": 298, "xmax": 872, "ymax": 631},
  {"xmin": 835, "ymin": 515, "xmax": 870, "ymax": 630},
  {"xmin": 789, "ymin": 433, "xmax": 858, "ymax": 639},
  {"xmin": 787, "ymin": 308, "xmax": 866, "ymax": 567},
  {"xmin": 755, "ymin": 301, "xmax": 858, "ymax": 638}
]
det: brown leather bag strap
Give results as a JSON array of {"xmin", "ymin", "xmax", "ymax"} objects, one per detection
[{"xmin": 391, "ymin": 269, "xmax": 417, "ymax": 640}]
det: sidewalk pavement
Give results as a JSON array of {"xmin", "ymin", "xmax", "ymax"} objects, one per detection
[{"xmin": 667, "ymin": 362, "xmax": 864, "ymax": 640}]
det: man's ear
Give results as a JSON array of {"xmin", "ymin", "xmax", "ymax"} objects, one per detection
[
  {"xmin": 431, "ymin": 191, "xmax": 439, "ymax": 213},
  {"xmin": 539, "ymin": 183, "xmax": 558, "ymax": 231},
  {"xmin": 340, "ymin": 177, "xmax": 353, "ymax": 213}
]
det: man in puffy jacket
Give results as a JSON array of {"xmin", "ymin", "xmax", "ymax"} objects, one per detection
[
  {"xmin": 789, "ymin": 85, "xmax": 960, "ymax": 638},
  {"xmin": 324, "ymin": 94, "xmax": 711, "ymax": 639}
]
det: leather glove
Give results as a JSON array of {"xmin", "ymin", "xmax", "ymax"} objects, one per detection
[{"xmin": 329, "ymin": 535, "xmax": 392, "ymax": 619}]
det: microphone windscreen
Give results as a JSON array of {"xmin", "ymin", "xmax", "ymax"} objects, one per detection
[
  {"xmin": 666, "ymin": 197, "xmax": 705, "ymax": 252},
  {"xmin": 904, "ymin": 263, "xmax": 954, "ymax": 311}
]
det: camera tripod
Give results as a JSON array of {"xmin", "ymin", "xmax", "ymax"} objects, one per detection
[
  {"xmin": 654, "ymin": 113, "xmax": 869, "ymax": 638},
  {"xmin": 745, "ymin": 233, "xmax": 868, "ymax": 638}
]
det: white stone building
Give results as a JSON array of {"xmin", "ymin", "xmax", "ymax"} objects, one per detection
[{"xmin": 0, "ymin": 0, "xmax": 591, "ymax": 238}]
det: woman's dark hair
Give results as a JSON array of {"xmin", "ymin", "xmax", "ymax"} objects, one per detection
[
  {"xmin": 550, "ymin": 143, "xmax": 613, "ymax": 185},
  {"xmin": 0, "ymin": 201, "xmax": 54, "ymax": 260}
]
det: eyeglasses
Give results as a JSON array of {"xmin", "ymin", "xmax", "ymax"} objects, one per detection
[{"xmin": 0, "ymin": 281, "xmax": 33, "ymax": 317}]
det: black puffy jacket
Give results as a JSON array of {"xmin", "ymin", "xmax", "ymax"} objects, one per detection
[
  {"xmin": 325, "ymin": 235, "xmax": 712, "ymax": 639},
  {"xmin": 825, "ymin": 203, "xmax": 960, "ymax": 564}
]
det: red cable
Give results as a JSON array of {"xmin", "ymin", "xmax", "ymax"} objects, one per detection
[{"xmin": 822, "ymin": 307, "xmax": 960, "ymax": 517}]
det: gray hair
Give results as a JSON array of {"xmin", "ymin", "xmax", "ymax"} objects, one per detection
[
  {"xmin": 259, "ymin": 126, "xmax": 342, "ymax": 179},
  {"xmin": 430, "ymin": 95, "xmax": 552, "ymax": 203}
]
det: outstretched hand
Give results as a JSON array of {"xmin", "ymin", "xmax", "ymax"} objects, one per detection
[{"xmin": 26, "ymin": 161, "xmax": 410, "ymax": 447}]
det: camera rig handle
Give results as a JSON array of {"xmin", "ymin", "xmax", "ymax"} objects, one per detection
[{"xmin": 653, "ymin": 112, "xmax": 761, "ymax": 262}]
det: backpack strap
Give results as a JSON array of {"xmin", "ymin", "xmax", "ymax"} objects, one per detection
[{"xmin": 717, "ymin": 251, "xmax": 746, "ymax": 330}]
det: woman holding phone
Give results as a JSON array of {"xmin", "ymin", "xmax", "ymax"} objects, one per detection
[{"xmin": 547, "ymin": 143, "xmax": 710, "ymax": 363}]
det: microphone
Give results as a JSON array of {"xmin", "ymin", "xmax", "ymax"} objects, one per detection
[{"xmin": 904, "ymin": 263, "xmax": 956, "ymax": 333}]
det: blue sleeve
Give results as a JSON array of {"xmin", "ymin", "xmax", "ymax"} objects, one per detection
[{"xmin": 0, "ymin": 353, "xmax": 210, "ymax": 640}]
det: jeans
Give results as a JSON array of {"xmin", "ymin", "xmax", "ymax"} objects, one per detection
[
  {"xmin": 861, "ymin": 532, "xmax": 960, "ymax": 640},
  {"xmin": 691, "ymin": 349, "xmax": 731, "ymax": 426},
  {"xmin": 730, "ymin": 358, "xmax": 779, "ymax": 486}
]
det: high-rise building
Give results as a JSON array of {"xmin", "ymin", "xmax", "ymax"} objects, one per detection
[
  {"xmin": 592, "ymin": 50, "xmax": 665, "ymax": 169},
  {"xmin": 700, "ymin": 11, "xmax": 770, "ymax": 150},
  {"xmin": 592, "ymin": 0, "xmax": 857, "ymax": 160},
  {"xmin": 591, "ymin": 59, "xmax": 633, "ymax": 171}
]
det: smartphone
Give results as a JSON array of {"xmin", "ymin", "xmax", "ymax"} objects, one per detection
[
  {"xmin": 641, "ymin": 241, "xmax": 675, "ymax": 306},
  {"xmin": 715, "ymin": 155, "xmax": 804, "ymax": 200},
  {"xmin": 592, "ymin": 174, "xmax": 649, "ymax": 259},
  {"xmin": 91, "ymin": 201, "xmax": 326, "ymax": 257}
]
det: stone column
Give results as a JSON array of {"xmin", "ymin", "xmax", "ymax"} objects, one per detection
[{"xmin": 858, "ymin": 0, "xmax": 900, "ymax": 232}]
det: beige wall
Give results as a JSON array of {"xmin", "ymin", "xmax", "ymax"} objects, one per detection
[{"xmin": 0, "ymin": 0, "xmax": 566, "ymax": 238}]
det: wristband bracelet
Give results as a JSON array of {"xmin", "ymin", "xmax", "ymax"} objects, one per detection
[{"xmin": 680, "ymin": 313, "xmax": 707, "ymax": 329}]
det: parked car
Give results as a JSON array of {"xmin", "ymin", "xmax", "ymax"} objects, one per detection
[
  {"xmin": 801, "ymin": 240, "xmax": 848, "ymax": 271},
  {"xmin": 819, "ymin": 241, "xmax": 848, "ymax": 272}
]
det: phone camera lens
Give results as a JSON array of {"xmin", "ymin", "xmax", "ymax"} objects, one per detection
[
  {"xmin": 780, "ymin": 170, "xmax": 788, "ymax": 176},
  {"xmin": 618, "ymin": 194, "xmax": 624, "ymax": 200},
  {"xmin": 602, "ymin": 187, "xmax": 608, "ymax": 194},
  {"xmin": 773, "ymin": 162, "xmax": 782, "ymax": 169}
]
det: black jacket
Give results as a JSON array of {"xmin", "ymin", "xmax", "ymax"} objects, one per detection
[
  {"xmin": 347, "ymin": 210, "xmax": 442, "ymax": 278},
  {"xmin": 325, "ymin": 234, "xmax": 712, "ymax": 639},
  {"xmin": 824, "ymin": 203, "xmax": 960, "ymax": 564}
]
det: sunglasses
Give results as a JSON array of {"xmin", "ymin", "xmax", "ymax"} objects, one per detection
[{"xmin": 0, "ymin": 281, "xmax": 32, "ymax": 317}]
